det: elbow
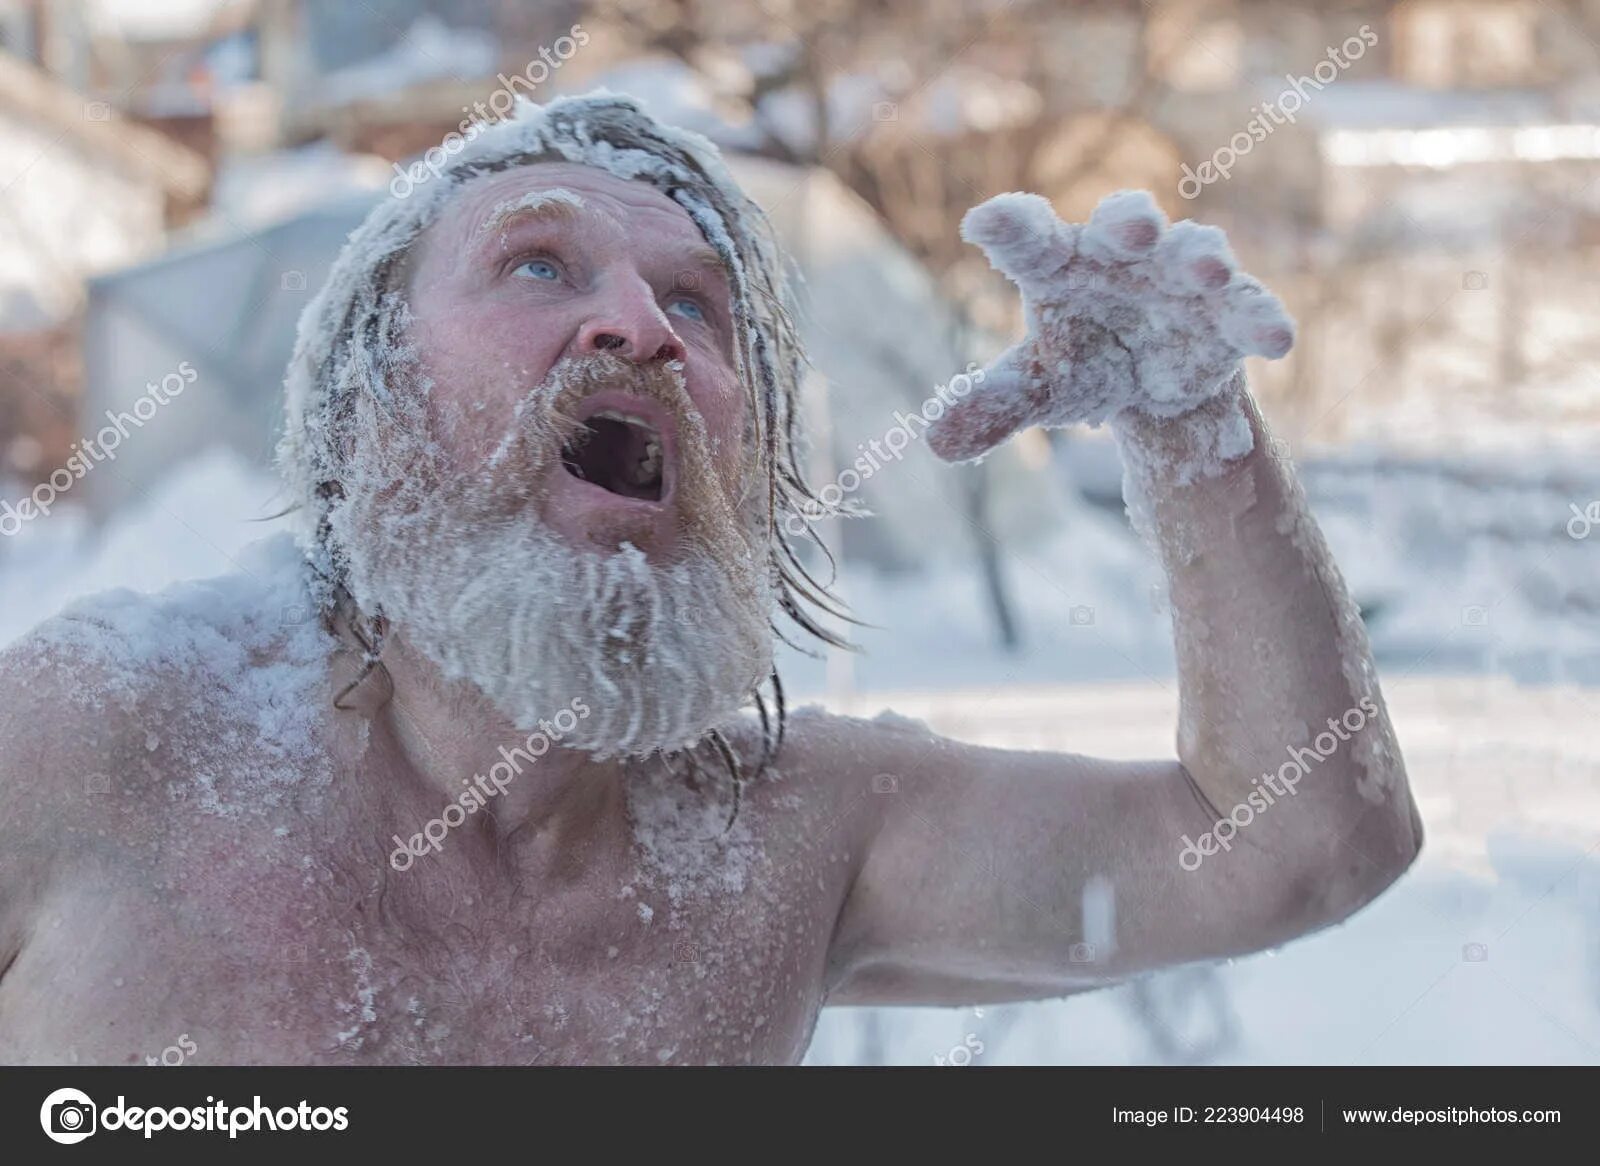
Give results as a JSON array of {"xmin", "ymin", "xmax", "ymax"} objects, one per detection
[{"xmin": 1272, "ymin": 783, "xmax": 1426, "ymax": 942}]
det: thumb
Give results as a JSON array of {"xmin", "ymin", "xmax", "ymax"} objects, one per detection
[{"xmin": 927, "ymin": 350, "xmax": 1044, "ymax": 463}]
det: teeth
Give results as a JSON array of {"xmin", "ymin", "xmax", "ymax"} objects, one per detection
[
  {"xmin": 635, "ymin": 438, "xmax": 662, "ymax": 485},
  {"xmin": 591, "ymin": 407, "xmax": 657, "ymax": 434},
  {"xmin": 569, "ymin": 406, "xmax": 665, "ymax": 490}
]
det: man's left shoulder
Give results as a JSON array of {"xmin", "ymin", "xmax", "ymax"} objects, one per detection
[{"xmin": 729, "ymin": 702, "xmax": 956, "ymax": 812}]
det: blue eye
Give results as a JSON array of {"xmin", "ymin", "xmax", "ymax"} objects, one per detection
[
  {"xmin": 667, "ymin": 298, "xmax": 705, "ymax": 323},
  {"xmin": 513, "ymin": 258, "xmax": 560, "ymax": 281}
]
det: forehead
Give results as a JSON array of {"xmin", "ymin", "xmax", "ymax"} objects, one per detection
[{"xmin": 427, "ymin": 161, "xmax": 713, "ymax": 258}]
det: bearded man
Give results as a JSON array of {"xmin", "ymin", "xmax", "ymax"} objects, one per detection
[{"xmin": 0, "ymin": 95, "xmax": 1421, "ymax": 1065}]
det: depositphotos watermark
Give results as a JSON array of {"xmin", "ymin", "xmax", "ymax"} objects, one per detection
[
  {"xmin": 145, "ymin": 1033, "xmax": 197, "ymax": 1067},
  {"xmin": 785, "ymin": 362, "xmax": 986, "ymax": 537},
  {"xmin": 40, "ymin": 1087, "xmax": 348, "ymax": 1144},
  {"xmin": 389, "ymin": 697, "xmax": 590, "ymax": 870},
  {"xmin": 389, "ymin": 25, "xmax": 590, "ymax": 199},
  {"xmin": 1178, "ymin": 24, "xmax": 1377, "ymax": 199},
  {"xmin": 933, "ymin": 1006, "xmax": 987, "ymax": 1066},
  {"xmin": 1, "ymin": 360, "xmax": 197, "ymax": 537},
  {"xmin": 1177, "ymin": 696, "xmax": 1379, "ymax": 871}
]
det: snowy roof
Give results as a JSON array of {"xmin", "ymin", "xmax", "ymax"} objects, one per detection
[
  {"xmin": 1291, "ymin": 81, "xmax": 1554, "ymax": 131},
  {"xmin": 84, "ymin": 0, "xmax": 237, "ymax": 41},
  {"xmin": 312, "ymin": 14, "xmax": 498, "ymax": 107}
]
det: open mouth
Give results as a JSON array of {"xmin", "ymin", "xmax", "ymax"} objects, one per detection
[{"xmin": 561, "ymin": 407, "xmax": 666, "ymax": 502}]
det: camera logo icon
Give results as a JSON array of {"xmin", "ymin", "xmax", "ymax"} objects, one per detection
[
  {"xmin": 1567, "ymin": 501, "xmax": 1600, "ymax": 540},
  {"xmin": 40, "ymin": 1088, "xmax": 96, "ymax": 1144}
]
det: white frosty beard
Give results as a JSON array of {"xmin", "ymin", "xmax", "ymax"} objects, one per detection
[{"xmin": 331, "ymin": 353, "xmax": 774, "ymax": 759}]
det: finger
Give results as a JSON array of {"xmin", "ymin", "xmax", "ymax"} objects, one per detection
[
  {"xmin": 1153, "ymin": 221, "xmax": 1238, "ymax": 295},
  {"xmin": 927, "ymin": 351, "xmax": 1043, "ymax": 464},
  {"xmin": 1220, "ymin": 276, "xmax": 1295, "ymax": 359},
  {"xmin": 1081, "ymin": 189, "xmax": 1168, "ymax": 261},
  {"xmin": 960, "ymin": 193, "xmax": 1073, "ymax": 296}
]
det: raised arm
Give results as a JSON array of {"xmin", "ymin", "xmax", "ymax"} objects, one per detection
[{"xmin": 822, "ymin": 191, "xmax": 1422, "ymax": 1006}]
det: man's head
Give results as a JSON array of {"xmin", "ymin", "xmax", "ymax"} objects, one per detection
[
  {"xmin": 402, "ymin": 162, "xmax": 749, "ymax": 556},
  {"xmin": 278, "ymin": 93, "xmax": 840, "ymax": 757}
]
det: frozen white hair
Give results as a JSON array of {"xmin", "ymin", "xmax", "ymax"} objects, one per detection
[{"xmin": 276, "ymin": 91, "xmax": 847, "ymax": 651}]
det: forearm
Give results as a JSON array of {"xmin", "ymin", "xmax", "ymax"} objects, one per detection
[
  {"xmin": 912, "ymin": 187, "xmax": 1420, "ymax": 977},
  {"xmin": 1112, "ymin": 374, "xmax": 1422, "ymax": 909}
]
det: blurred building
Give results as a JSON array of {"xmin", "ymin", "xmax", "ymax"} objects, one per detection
[
  {"xmin": 4, "ymin": 0, "xmax": 1599, "ymax": 618},
  {"xmin": 0, "ymin": 36, "xmax": 208, "ymax": 483}
]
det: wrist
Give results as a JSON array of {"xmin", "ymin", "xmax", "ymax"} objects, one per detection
[{"xmin": 1111, "ymin": 369, "xmax": 1256, "ymax": 488}]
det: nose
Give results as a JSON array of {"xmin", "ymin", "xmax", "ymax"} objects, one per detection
[{"xmin": 575, "ymin": 277, "xmax": 686, "ymax": 364}]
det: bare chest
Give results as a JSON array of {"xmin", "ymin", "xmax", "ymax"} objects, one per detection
[{"xmin": 10, "ymin": 786, "xmax": 842, "ymax": 1065}]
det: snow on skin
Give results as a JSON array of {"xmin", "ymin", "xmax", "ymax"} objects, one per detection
[
  {"xmin": 333, "ymin": 944, "xmax": 380, "ymax": 1050},
  {"xmin": 267, "ymin": 93, "xmax": 826, "ymax": 1062},
  {"xmin": 927, "ymin": 189, "xmax": 1294, "ymax": 467},
  {"xmin": 624, "ymin": 746, "xmax": 763, "ymax": 911},
  {"xmin": 928, "ymin": 189, "xmax": 1396, "ymax": 808},
  {"xmin": 471, "ymin": 187, "xmax": 586, "ymax": 243},
  {"xmin": 9, "ymin": 534, "xmax": 336, "ymax": 818},
  {"xmin": 0, "ymin": 145, "xmax": 805, "ymax": 1070}
]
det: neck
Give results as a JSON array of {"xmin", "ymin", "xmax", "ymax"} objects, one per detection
[{"xmin": 337, "ymin": 619, "xmax": 625, "ymax": 853}]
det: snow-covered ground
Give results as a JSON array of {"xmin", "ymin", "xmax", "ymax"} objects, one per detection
[{"xmin": 1, "ymin": 448, "xmax": 1595, "ymax": 1064}]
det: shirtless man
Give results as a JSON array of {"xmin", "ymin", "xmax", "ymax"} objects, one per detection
[{"xmin": 0, "ymin": 95, "xmax": 1421, "ymax": 1065}]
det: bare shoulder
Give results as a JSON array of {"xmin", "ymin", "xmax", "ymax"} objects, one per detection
[
  {"xmin": 0, "ymin": 536, "xmax": 340, "ymax": 881},
  {"xmin": 767, "ymin": 700, "xmax": 1012, "ymax": 809},
  {"xmin": 678, "ymin": 702, "xmax": 969, "ymax": 869}
]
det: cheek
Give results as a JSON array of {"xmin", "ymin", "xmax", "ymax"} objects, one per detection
[
  {"xmin": 411, "ymin": 306, "xmax": 570, "ymax": 458},
  {"xmin": 422, "ymin": 305, "xmax": 564, "ymax": 392},
  {"xmin": 695, "ymin": 370, "xmax": 749, "ymax": 459}
]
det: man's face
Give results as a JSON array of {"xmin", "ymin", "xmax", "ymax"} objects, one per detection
[
  {"xmin": 332, "ymin": 160, "xmax": 776, "ymax": 751},
  {"xmin": 403, "ymin": 162, "xmax": 751, "ymax": 559}
]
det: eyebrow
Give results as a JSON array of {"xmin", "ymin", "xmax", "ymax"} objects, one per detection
[
  {"xmin": 472, "ymin": 189, "xmax": 586, "ymax": 242},
  {"xmin": 678, "ymin": 245, "xmax": 732, "ymax": 280}
]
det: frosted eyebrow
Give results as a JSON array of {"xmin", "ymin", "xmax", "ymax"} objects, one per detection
[
  {"xmin": 472, "ymin": 189, "xmax": 586, "ymax": 242},
  {"xmin": 678, "ymin": 245, "xmax": 731, "ymax": 280}
]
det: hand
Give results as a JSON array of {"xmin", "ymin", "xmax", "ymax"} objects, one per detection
[{"xmin": 928, "ymin": 190, "xmax": 1295, "ymax": 463}]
